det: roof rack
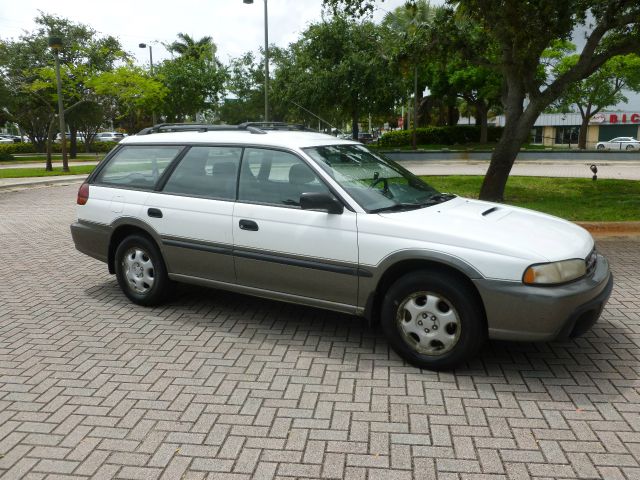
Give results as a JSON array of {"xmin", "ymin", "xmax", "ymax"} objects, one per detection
[
  {"xmin": 137, "ymin": 122, "xmax": 318, "ymax": 136},
  {"xmin": 238, "ymin": 122, "xmax": 317, "ymax": 132}
]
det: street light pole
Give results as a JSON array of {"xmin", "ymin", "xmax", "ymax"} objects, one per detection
[
  {"xmin": 139, "ymin": 43, "xmax": 157, "ymax": 125},
  {"xmin": 243, "ymin": 0, "xmax": 269, "ymax": 122},
  {"xmin": 49, "ymin": 36, "xmax": 68, "ymax": 172}
]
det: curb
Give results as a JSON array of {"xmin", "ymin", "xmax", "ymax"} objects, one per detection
[
  {"xmin": 0, "ymin": 176, "xmax": 86, "ymax": 190},
  {"xmin": 577, "ymin": 221, "xmax": 640, "ymax": 237}
]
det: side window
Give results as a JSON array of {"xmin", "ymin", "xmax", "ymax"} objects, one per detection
[
  {"xmin": 238, "ymin": 148, "xmax": 329, "ymax": 207},
  {"xmin": 96, "ymin": 146, "xmax": 182, "ymax": 189},
  {"xmin": 163, "ymin": 146, "xmax": 241, "ymax": 200}
]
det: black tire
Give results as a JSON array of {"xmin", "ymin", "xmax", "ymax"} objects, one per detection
[
  {"xmin": 114, "ymin": 234, "xmax": 170, "ymax": 306},
  {"xmin": 626, "ymin": 144, "xmax": 635, "ymax": 150},
  {"xmin": 380, "ymin": 270, "xmax": 486, "ymax": 370},
  {"xmin": 596, "ymin": 144, "xmax": 605, "ymax": 150}
]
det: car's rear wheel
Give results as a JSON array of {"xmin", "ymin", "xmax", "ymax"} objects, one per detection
[
  {"xmin": 114, "ymin": 234, "xmax": 170, "ymax": 306},
  {"xmin": 380, "ymin": 270, "xmax": 486, "ymax": 370}
]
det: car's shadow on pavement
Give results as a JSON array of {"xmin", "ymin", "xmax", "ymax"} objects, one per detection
[{"xmin": 84, "ymin": 278, "xmax": 638, "ymax": 401}]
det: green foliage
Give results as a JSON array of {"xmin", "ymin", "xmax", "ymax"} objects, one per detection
[
  {"xmin": 378, "ymin": 126, "xmax": 503, "ymax": 147},
  {"xmin": 165, "ymin": 33, "xmax": 217, "ymax": 61},
  {"xmin": 272, "ymin": 15, "xmax": 399, "ymax": 134},
  {"xmin": 0, "ymin": 141, "xmax": 115, "ymax": 156},
  {"xmin": 0, "ymin": 13, "xmax": 127, "ymax": 150},
  {"xmin": 89, "ymin": 66, "xmax": 166, "ymax": 130},
  {"xmin": 157, "ymin": 34, "xmax": 227, "ymax": 122},
  {"xmin": 0, "ymin": 150, "xmax": 15, "ymax": 161},
  {"xmin": 220, "ymin": 52, "xmax": 266, "ymax": 123},
  {"xmin": 0, "ymin": 143, "xmax": 37, "ymax": 155}
]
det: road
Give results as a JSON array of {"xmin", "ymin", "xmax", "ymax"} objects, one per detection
[{"xmin": 0, "ymin": 184, "xmax": 638, "ymax": 479}]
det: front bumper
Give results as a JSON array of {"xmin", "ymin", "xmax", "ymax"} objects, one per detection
[{"xmin": 474, "ymin": 254, "xmax": 613, "ymax": 342}]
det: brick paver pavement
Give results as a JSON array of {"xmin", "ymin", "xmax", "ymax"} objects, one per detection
[{"xmin": 0, "ymin": 184, "xmax": 638, "ymax": 480}]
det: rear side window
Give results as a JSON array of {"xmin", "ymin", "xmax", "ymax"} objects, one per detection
[
  {"xmin": 96, "ymin": 146, "xmax": 182, "ymax": 189},
  {"xmin": 163, "ymin": 146, "xmax": 242, "ymax": 200}
]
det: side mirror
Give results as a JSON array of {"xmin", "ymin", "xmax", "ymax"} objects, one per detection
[{"xmin": 300, "ymin": 192, "xmax": 344, "ymax": 214}]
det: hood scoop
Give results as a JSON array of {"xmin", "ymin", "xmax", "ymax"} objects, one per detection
[{"xmin": 482, "ymin": 206, "xmax": 500, "ymax": 216}]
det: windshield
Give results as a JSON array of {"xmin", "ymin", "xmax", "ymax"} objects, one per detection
[{"xmin": 303, "ymin": 144, "xmax": 454, "ymax": 212}]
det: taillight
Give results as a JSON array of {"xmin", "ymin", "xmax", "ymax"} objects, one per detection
[{"xmin": 77, "ymin": 183, "xmax": 89, "ymax": 205}]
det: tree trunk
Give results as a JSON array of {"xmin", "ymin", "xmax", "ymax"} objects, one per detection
[
  {"xmin": 578, "ymin": 113, "xmax": 590, "ymax": 150},
  {"xmin": 45, "ymin": 118, "xmax": 57, "ymax": 172},
  {"xmin": 351, "ymin": 109, "xmax": 359, "ymax": 140},
  {"xmin": 69, "ymin": 126, "xmax": 78, "ymax": 159},
  {"xmin": 479, "ymin": 92, "xmax": 539, "ymax": 201},
  {"xmin": 475, "ymin": 101, "xmax": 488, "ymax": 144}
]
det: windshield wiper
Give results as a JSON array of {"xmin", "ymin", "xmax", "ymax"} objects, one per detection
[
  {"xmin": 370, "ymin": 203, "xmax": 425, "ymax": 213},
  {"xmin": 428, "ymin": 192, "xmax": 456, "ymax": 203}
]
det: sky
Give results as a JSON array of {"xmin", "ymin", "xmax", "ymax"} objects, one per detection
[{"xmin": 0, "ymin": 0, "xmax": 419, "ymax": 65}]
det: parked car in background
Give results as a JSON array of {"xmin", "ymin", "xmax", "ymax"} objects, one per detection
[
  {"xmin": 55, "ymin": 133, "xmax": 87, "ymax": 143},
  {"xmin": 0, "ymin": 136, "xmax": 14, "ymax": 144},
  {"xmin": 95, "ymin": 132, "xmax": 125, "ymax": 143},
  {"xmin": 595, "ymin": 137, "xmax": 640, "ymax": 150},
  {"xmin": 357, "ymin": 132, "xmax": 375, "ymax": 144},
  {"xmin": 0, "ymin": 134, "xmax": 22, "ymax": 143},
  {"xmin": 71, "ymin": 122, "xmax": 613, "ymax": 370}
]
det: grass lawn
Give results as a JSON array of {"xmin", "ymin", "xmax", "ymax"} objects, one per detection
[
  {"xmin": 422, "ymin": 175, "xmax": 640, "ymax": 222},
  {"xmin": 0, "ymin": 165, "xmax": 96, "ymax": 178}
]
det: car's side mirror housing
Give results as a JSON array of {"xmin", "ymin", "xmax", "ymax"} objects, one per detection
[{"xmin": 300, "ymin": 192, "xmax": 344, "ymax": 214}]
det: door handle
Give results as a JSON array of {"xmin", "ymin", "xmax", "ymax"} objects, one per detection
[
  {"xmin": 147, "ymin": 208, "xmax": 163, "ymax": 218},
  {"xmin": 239, "ymin": 219, "xmax": 259, "ymax": 231}
]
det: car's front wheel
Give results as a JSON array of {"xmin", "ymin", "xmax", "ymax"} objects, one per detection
[
  {"xmin": 596, "ymin": 144, "xmax": 605, "ymax": 150},
  {"xmin": 626, "ymin": 144, "xmax": 635, "ymax": 150},
  {"xmin": 380, "ymin": 270, "xmax": 486, "ymax": 370},
  {"xmin": 114, "ymin": 234, "xmax": 170, "ymax": 306}
]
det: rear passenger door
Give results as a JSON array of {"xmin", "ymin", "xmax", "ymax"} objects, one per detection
[
  {"xmin": 144, "ymin": 146, "xmax": 241, "ymax": 283},
  {"xmin": 232, "ymin": 148, "xmax": 359, "ymax": 308}
]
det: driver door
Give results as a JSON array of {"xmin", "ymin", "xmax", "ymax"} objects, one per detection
[{"xmin": 232, "ymin": 148, "xmax": 359, "ymax": 309}]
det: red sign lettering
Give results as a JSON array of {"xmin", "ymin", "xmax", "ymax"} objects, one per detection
[
  {"xmin": 631, "ymin": 113, "xmax": 640, "ymax": 123},
  {"xmin": 610, "ymin": 114, "xmax": 618, "ymax": 123}
]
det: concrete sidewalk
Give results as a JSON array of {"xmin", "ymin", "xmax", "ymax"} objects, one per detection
[
  {"xmin": 0, "ymin": 174, "xmax": 87, "ymax": 190},
  {"xmin": 0, "ymin": 160, "xmax": 99, "ymax": 170}
]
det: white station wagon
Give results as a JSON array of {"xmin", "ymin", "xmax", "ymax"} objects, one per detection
[{"xmin": 71, "ymin": 123, "xmax": 613, "ymax": 370}]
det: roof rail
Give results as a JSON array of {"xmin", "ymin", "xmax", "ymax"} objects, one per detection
[
  {"xmin": 136, "ymin": 123, "xmax": 266, "ymax": 135},
  {"xmin": 238, "ymin": 122, "xmax": 317, "ymax": 132}
]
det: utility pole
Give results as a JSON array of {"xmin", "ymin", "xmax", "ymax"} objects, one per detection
[{"xmin": 49, "ymin": 36, "xmax": 68, "ymax": 172}]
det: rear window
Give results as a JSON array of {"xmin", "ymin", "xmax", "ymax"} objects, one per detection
[{"xmin": 95, "ymin": 145, "xmax": 182, "ymax": 189}]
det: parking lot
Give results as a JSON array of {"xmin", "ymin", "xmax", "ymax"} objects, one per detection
[{"xmin": 0, "ymin": 183, "xmax": 639, "ymax": 480}]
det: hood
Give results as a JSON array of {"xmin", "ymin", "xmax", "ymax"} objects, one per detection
[{"xmin": 377, "ymin": 197, "xmax": 594, "ymax": 262}]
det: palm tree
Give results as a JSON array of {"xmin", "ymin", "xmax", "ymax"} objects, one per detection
[{"xmin": 166, "ymin": 33, "xmax": 217, "ymax": 62}]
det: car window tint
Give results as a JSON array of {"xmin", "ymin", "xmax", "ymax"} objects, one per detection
[
  {"xmin": 238, "ymin": 148, "xmax": 328, "ymax": 207},
  {"xmin": 96, "ymin": 146, "xmax": 181, "ymax": 189},
  {"xmin": 163, "ymin": 146, "xmax": 241, "ymax": 200}
]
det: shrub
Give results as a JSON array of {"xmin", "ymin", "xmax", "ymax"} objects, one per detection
[
  {"xmin": 0, "ymin": 141, "xmax": 118, "ymax": 156},
  {"xmin": 0, "ymin": 149, "xmax": 15, "ymax": 161},
  {"xmin": 377, "ymin": 125, "xmax": 503, "ymax": 148},
  {"xmin": 0, "ymin": 143, "xmax": 36, "ymax": 155}
]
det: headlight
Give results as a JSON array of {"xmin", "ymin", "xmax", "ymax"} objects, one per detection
[{"xmin": 523, "ymin": 259, "xmax": 587, "ymax": 285}]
